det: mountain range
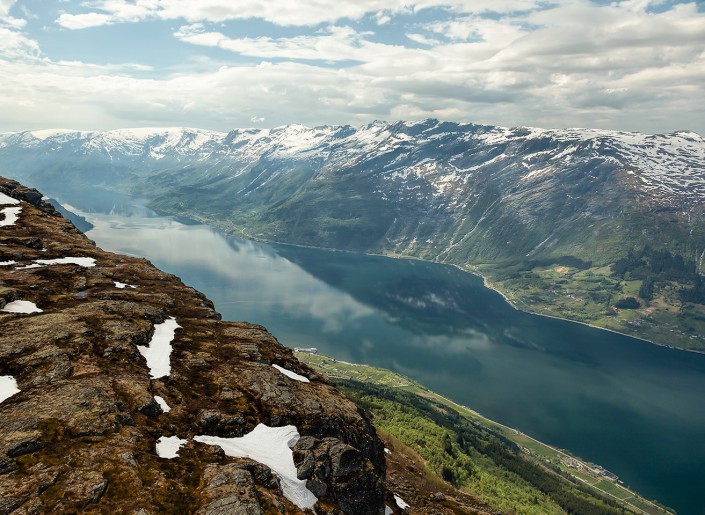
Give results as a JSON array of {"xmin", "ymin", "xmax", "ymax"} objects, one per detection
[{"xmin": 2, "ymin": 120, "xmax": 704, "ymax": 350}]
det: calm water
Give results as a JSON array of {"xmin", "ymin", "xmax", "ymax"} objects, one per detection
[{"xmin": 60, "ymin": 191, "xmax": 704, "ymax": 514}]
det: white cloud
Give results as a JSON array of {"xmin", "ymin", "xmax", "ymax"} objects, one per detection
[
  {"xmin": 406, "ymin": 33, "xmax": 441, "ymax": 46},
  {"xmin": 55, "ymin": 0, "xmax": 545, "ymax": 29},
  {"xmin": 0, "ymin": 0, "xmax": 703, "ymax": 135},
  {"xmin": 174, "ymin": 24, "xmax": 416, "ymax": 63},
  {"xmin": 0, "ymin": 25, "xmax": 40, "ymax": 59},
  {"xmin": 56, "ymin": 12, "xmax": 114, "ymax": 29},
  {"xmin": 0, "ymin": 0, "xmax": 26, "ymax": 30},
  {"xmin": 0, "ymin": 0, "xmax": 16, "ymax": 17}
]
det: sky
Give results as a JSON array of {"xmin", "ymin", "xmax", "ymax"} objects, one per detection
[{"xmin": 0, "ymin": 0, "xmax": 703, "ymax": 134}]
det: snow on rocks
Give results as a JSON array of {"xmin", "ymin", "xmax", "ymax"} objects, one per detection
[
  {"xmin": 17, "ymin": 257, "xmax": 97, "ymax": 270},
  {"xmin": 272, "ymin": 364, "xmax": 310, "ymax": 383},
  {"xmin": 154, "ymin": 395, "xmax": 171, "ymax": 413},
  {"xmin": 394, "ymin": 494, "xmax": 410, "ymax": 510},
  {"xmin": 0, "ymin": 192, "xmax": 19, "ymax": 205},
  {"xmin": 0, "ymin": 187, "xmax": 22, "ymax": 226},
  {"xmin": 0, "ymin": 206, "xmax": 21, "ymax": 227},
  {"xmin": 156, "ymin": 435, "xmax": 187, "ymax": 459},
  {"xmin": 34, "ymin": 257, "xmax": 96, "ymax": 267},
  {"xmin": 195, "ymin": 424, "xmax": 318, "ymax": 510},
  {"xmin": 114, "ymin": 281, "xmax": 137, "ymax": 289},
  {"xmin": 0, "ymin": 375, "xmax": 20, "ymax": 403},
  {"xmin": 136, "ymin": 317, "xmax": 181, "ymax": 379},
  {"xmin": 385, "ymin": 505, "xmax": 393, "ymax": 515},
  {"xmin": 0, "ymin": 260, "xmax": 17, "ymax": 266},
  {"xmin": 1, "ymin": 300, "xmax": 42, "ymax": 314}
]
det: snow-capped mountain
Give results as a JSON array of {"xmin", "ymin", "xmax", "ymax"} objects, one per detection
[
  {"xmin": 1, "ymin": 119, "xmax": 704, "ymax": 267},
  {"xmin": 2, "ymin": 121, "xmax": 703, "ymax": 207}
]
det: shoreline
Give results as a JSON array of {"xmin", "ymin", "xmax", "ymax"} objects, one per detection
[
  {"xmin": 470, "ymin": 266, "xmax": 705, "ymax": 355},
  {"xmin": 141, "ymin": 205, "xmax": 704, "ymax": 355},
  {"xmin": 225, "ymin": 223, "xmax": 704, "ymax": 355}
]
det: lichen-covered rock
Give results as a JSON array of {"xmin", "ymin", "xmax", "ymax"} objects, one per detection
[
  {"xmin": 0, "ymin": 178, "xmax": 385, "ymax": 514},
  {"xmin": 293, "ymin": 436, "xmax": 385, "ymax": 514}
]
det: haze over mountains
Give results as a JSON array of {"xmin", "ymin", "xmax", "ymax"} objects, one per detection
[{"xmin": 2, "ymin": 119, "xmax": 705, "ymax": 349}]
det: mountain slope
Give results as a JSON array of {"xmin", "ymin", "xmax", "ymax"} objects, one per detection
[{"xmin": 1, "ymin": 121, "xmax": 705, "ymax": 349}]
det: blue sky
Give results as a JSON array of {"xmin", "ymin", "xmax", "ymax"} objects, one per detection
[{"xmin": 0, "ymin": 0, "xmax": 704, "ymax": 134}]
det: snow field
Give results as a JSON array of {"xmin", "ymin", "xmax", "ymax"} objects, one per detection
[
  {"xmin": 17, "ymin": 257, "xmax": 97, "ymax": 270},
  {"xmin": 0, "ymin": 192, "xmax": 19, "ymax": 205},
  {"xmin": 195, "ymin": 424, "xmax": 318, "ymax": 510},
  {"xmin": 272, "ymin": 364, "xmax": 310, "ymax": 383},
  {"xmin": 1, "ymin": 300, "xmax": 42, "ymax": 314},
  {"xmin": 394, "ymin": 494, "xmax": 410, "ymax": 509},
  {"xmin": 0, "ymin": 376, "xmax": 20, "ymax": 403},
  {"xmin": 0, "ymin": 206, "xmax": 22, "ymax": 227},
  {"xmin": 156, "ymin": 436, "xmax": 187, "ymax": 459},
  {"xmin": 154, "ymin": 395, "xmax": 171, "ymax": 413},
  {"xmin": 136, "ymin": 317, "xmax": 181, "ymax": 379},
  {"xmin": 114, "ymin": 281, "xmax": 137, "ymax": 289}
]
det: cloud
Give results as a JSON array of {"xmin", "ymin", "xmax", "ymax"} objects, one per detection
[
  {"xmin": 0, "ymin": 0, "xmax": 26, "ymax": 29},
  {"xmin": 174, "ymin": 24, "xmax": 421, "ymax": 63},
  {"xmin": 0, "ymin": 0, "xmax": 16, "ymax": 17},
  {"xmin": 56, "ymin": 12, "xmax": 114, "ymax": 29},
  {"xmin": 0, "ymin": 26, "xmax": 39, "ymax": 59},
  {"xmin": 55, "ymin": 0, "xmax": 545, "ymax": 29},
  {"xmin": 0, "ymin": 0, "xmax": 703, "ymax": 136}
]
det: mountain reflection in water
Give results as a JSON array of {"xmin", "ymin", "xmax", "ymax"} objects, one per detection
[{"xmin": 51, "ymin": 188, "xmax": 705, "ymax": 515}]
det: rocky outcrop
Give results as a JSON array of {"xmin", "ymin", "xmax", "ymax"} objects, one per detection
[{"xmin": 0, "ymin": 178, "xmax": 385, "ymax": 514}]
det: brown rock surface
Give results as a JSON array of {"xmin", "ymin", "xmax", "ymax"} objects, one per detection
[{"xmin": 0, "ymin": 178, "xmax": 385, "ymax": 514}]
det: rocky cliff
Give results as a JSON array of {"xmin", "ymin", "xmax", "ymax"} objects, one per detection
[{"xmin": 0, "ymin": 177, "xmax": 385, "ymax": 514}]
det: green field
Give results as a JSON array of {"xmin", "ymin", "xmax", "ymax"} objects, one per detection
[{"xmin": 471, "ymin": 262, "xmax": 705, "ymax": 352}]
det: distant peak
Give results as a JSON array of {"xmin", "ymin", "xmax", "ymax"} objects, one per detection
[{"xmin": 29, "ymin": 129, "xmax": 83, "ymax": 140}]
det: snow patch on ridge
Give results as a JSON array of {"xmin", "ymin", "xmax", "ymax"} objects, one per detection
[
  {"xmin": 394, "ymin": 494, "xmax": 410, "ymax": 510},
  {"xmin": 1, "ymin": 300, "xmax": 42, "ymax": 314},
  {"xmin": 272, "ymin": 364, "xmax": 310, "ymax": 383},
  {"xmin": 0, "ymin": 206, "xmax": 21, "ymax": 227},
  {"xmin": 114, "ymin": 281, "xmax": 137, "ymax": 289},
  {"xmin": 0, "ymin": 192, "xmax": 20, "ymax": 205},
  {"xmin": 0, "ymin": 376, "xmax": 20, "ymax": 403},
  {"xmin": 154, "ymin": 395, "xmax": 171, "ymax": 413},
  {"xmin": 136, "ymin": 317, "xmax": 180, "ymax": 379},
  {"xmin": 156, "ymin": 435, "xmax": 187, "ymax": 459},
  {"xmin": 195, "ymin": 424, "xmax": 318, "ymax": 510},
  {"xmin": 17, "ymin": 257, "xmax": 97, "ymax": 269}
]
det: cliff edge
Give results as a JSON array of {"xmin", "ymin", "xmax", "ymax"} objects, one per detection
[{"xmin": 0, "ymin": 178, "xmax": 385, "ymax": 514}]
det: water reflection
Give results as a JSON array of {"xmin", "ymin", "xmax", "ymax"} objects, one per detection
[
  {"xmin": 83, "ymin": 210, "xmax": 376, "ymax": 336},
  {"xmin": 54, "ymin": 191, "xmax": 705, "ymax": 514}
]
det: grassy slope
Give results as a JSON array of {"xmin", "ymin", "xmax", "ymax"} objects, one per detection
[
  {"xmin": 470, "ymin": 262, "xmax": 705, "ymax": 352},
  {"xmin": 297, "ymin": 353, "xmax": 674, "ymax": 515}
]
